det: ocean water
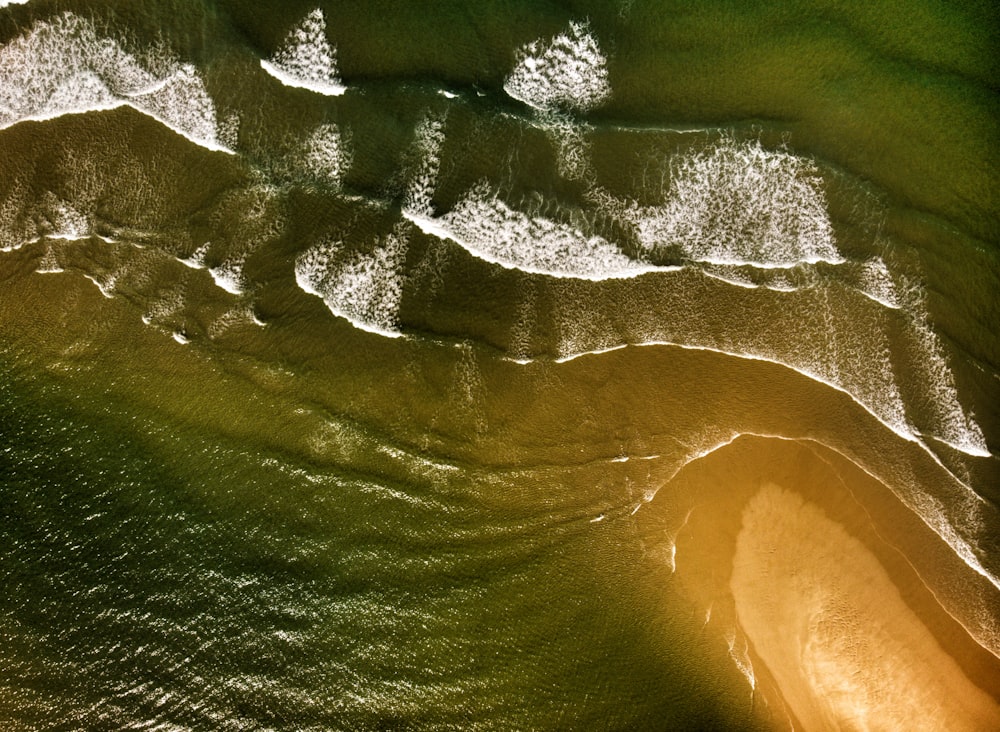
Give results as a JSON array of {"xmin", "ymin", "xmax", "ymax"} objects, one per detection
[{"xmin": 0, "ymin": 1, "xmax": 997, "ymax": 729}]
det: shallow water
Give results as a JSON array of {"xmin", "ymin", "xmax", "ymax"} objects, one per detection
[{"xmin": 0, "ymin": 1, "xmax": 998, "ymax": 729}]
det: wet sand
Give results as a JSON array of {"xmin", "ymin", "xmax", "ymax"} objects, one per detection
[{"xmin": 731, "ymin": 483, "xmax": 1000, "ymax": 731}]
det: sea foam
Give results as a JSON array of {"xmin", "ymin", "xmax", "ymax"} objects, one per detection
[
  {"xmin": 1, "ymin": 191, "xmax": 95, "ymax": 252},
  {"xmin": 295, "ymin": 224, "xmax": 409, "ymax": 338},
  {"xmin": 209, "ymin": 262, "xmax": 246, "ymax": 295},
  {"xmin": 402, "ymin": 112, "xmax": 644, "ymax": 279},
  {"xmin": 406, "ymin": 134, "xmax": 841, "ymax": 280},
  {"xmin": 856, "ymin": 256, "xmax": 902, "ymax": 309},
  {"xmin": 404, "ymin": 113, "xmax": 447, "ymax": 218},
  {"xmin": 908, "ymin": 310, "xmax": 989, "ymax": 456},
  {"xmin": 406, "ymin": 185, "xmax": 648, "ymax": 279},
  {"xmin": 40, "ymin": 195, "xmax": 91, "ymax": 242},
  {"xmin": 503, "ymin": 21, "xmax": 610, "ymax": 182},
  {"xmin": 629, "ymin": 137, "xmax": 842, "ymax": 268},
  {"xmin": 300, "ymin": 123, "xmax": 351, "ymax": 185},
  {"xmin": 260, "ymin": 8, "xmax": 346, "ymax": 96},
  {"xmin": 503, "ymin": 21, "xmax": 610, "ymax": 113},
  {"xmin": 0, "ymin": 12, "xmax": 230, "ymax": 152}
]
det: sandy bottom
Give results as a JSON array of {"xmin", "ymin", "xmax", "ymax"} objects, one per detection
[{"xmin": 730, "ymin": 483, "xmax": 1000, "ymax": 731}]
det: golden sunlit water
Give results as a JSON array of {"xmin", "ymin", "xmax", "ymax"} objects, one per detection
[{"xmin": 1, "ymin": 1, "xmax": 998, "ymax": 729}]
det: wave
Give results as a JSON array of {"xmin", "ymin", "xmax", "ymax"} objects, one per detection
[
  {"xmin": 401, "ymin": 110, "xmax": 649, "ymax": 279},
  {"xmin": 391, "ymin": 114, "xmax": 986, "ymax": 458},
  {"xmin": 625, "ymin": 137, "xmax": 843, "ymax": 269},
  {"xmin": 0, "ymin": 12, "xmax": 231, "ymax": 153},
  {"xmin": 259, "ymin": 8, "xmax": 346, "ymax": 96},
  {"xmin": 503, "ymin": 21, "xmax": 611, "ymax": 113},
  {"xmin": 406, "ymin": 128, "xmax": 842, "ymax": 276},
  {"xmin": 294, "ymin": 222, "xmax": 410, "ymax": 338},
  {"xmin": 405, "ymin": 188, "xmax": 654, "ymax": 280},
  {"xmin": 298, "ymin": 123, "xmax": 351, "ymax": 185}
]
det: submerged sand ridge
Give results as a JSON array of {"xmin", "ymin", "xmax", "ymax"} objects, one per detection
[{"xmin": 731, "ymin": 483, "xmax": 1000, "ymax": 731}]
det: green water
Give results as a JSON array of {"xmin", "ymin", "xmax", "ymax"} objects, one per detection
[{"xmin": 0, "ymin": 0, "xmax": 998, "ymax": 729}]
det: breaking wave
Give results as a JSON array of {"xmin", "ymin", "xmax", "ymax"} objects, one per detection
[
  {"xmin": 0, "ymin": 12, "xmax": 230, "ymax": 152},
  {"xmin": 259, "ymin": 7, "xmax": 346, "ymax": 96},
  {"xmin": 295, "ymin": 224, "xmax": 410, "ymax": 338},
  {"xmin": 504, "ymin": 21, "xmax": 611, "ymax": 113}
]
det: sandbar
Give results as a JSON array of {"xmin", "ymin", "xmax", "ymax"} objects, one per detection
[{"xmin": 730, "ymin": 483, "xmax": 1000, "ymax": 731}]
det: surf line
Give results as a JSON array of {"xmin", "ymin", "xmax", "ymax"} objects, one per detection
[
  {"xmin": 403, "ymin": 209, "xmax": 672, "ymax": 281},
  {"xmin": 0, "ymin": 104, "xmax": 235, "ymax": 156}
]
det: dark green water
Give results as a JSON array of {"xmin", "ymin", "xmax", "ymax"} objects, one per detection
[{"xmin": 0, "ymin": 1, "xmax": 998, "ymax": 729}]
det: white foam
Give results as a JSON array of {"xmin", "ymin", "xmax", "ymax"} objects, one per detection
[
  {"xmin": 910, "ymin": 314, "xmax": 989, "ymax": 456},
  {"xmin": 217, "ymin": 112, "xmax": 240, "ymax": 149},
  {"xmin": 141, "ymin": 289, "xmax": 186, "ymax": 328},
  {"xmin": 867, "ymin": 267, "xmax": 990, "ymax": 457},
  {"xmin": 0, "ymin": 187, "xmax": 33, "ymax": 251},
  {"xmin": 543, "ymin": 111, "xmax": 594, "ymax": 180},
  {"xmin": 630, "ymin": 137, "xmax": 842, "ymax": 269},
  {"xmin": 403, "ymin": 112, "xmax": 447, "ymax": 218},
  {"xmin": 503, "ymin": 21, "xmax": 611, "ymax": 113},
  {"xmin": 35, "ymin": 244, "xmax": 63, "ymax": 273},
  {"xmin": 209, "ymin": 262, "xmax": 245, "ymax": 295},
  {"xmin": 664, "ymin": 509, "xmax": 693, "ymax": 574},
  {"xmin": 699, "ymin": 264, "xmax": 761, "ymax": 290},
  {"xmin": 126, "ymin": 64, "xmax": 230, "ymax": 152},
  {"xmin": 45, "ymin": 198, "xmax": 91, "ymax": 241},
  {"xmin": 0, "ymin": 13, "xmax": 231, "ymax": 153},
  {"xmin": 178, "ymin": 242, "xmax": 210, "ymax": 269},
  {"xmin": 83, "ymin": 273, "xmax": 114, "ymax": 298},
  {"xmin": 857, "ymin": 256, "xmax": 902, "ymax": 309},
  {"xmin": 405, "ymin": 184, "xmax": 654, "ymax": 280},
  {"xmin": 48, "ymin": 69, "xmax": 117, "ymax": 110},
  {"xmin": 299, "ymin": 123, "xmax": 350, "ymax": 185},
  {"xmin": 207, "ymin": 305, "xmax": 261, "ymax": 338},
  {"xmin": 726, "ymin": 628, "xmax": 757, "ymax": 693},
  {"xmin": 260, "ymin": 8, "xmax": 345, "ymax": 96},
  {"xmin": 295, "ymin": 224, "xmax": 409, "ymax": 338},
  {"xmin": 172, "ymin": 331, "xmax": 189, "ymax": 345}
]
